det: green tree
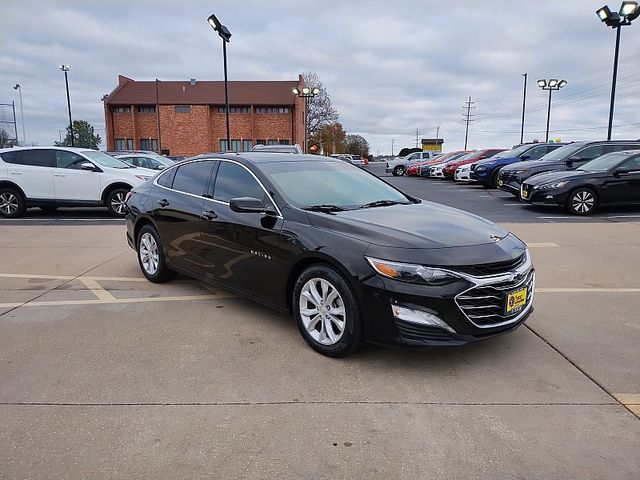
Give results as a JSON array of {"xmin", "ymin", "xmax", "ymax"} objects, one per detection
[
  {"xmin": 344, "ymin": 134, "xmax": 370, "ymax": 157},
  {"xmin": 310, "ymin": 122, "xmax": 346, "ymax": 155},
  {"xmin": 55, "ymin": 120, "xmax": 101, "ymax": 149}
]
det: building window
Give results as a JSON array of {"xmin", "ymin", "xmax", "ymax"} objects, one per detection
[
  {"xmin": 256, "ymin": 107, "xmax": 290, "ymax": 114},
  {"xmin": 175, "ymin": 105, "xmax": 191, "ymax": 113},
  {"xmin": 267, "ymin": 139, "xmax": 279, "ymax": 145},
  {"xmin": 111, "ymin": 106, "xmax": 131, "ymax": 113},
  {"xmin": 242, "ymin": 140, "xmax": 252, "ymax": 151},
  {"xmin": 256, "ymin": 139, "xmax": 266, "ymax": 145},
  {"xmin": 218, "ymin": 106, "xmax": 250, "ymax": 114},
  {"xmin": 137, "ymin": 106, "xmax": 156, "ymax": 113},
  {"xmin": 219, "ymin": 139, "xmax": 228, "ymax": 151},
  {"xmin": 278, "ymin": 139, "xmax": 290, "ymax": 145},
  {"xmin": 140, "ymin": 138, "xmax": 158, "ymax": 151},
  {"xmin": 231, "ymin": 140, "xmax": 242, "ymax": 152},
  {"xmin": 115, "ymin": 138, "xmax": 134, "ymax": 150}
]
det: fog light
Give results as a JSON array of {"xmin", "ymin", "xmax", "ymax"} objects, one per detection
[
  {"xmin": 391, "ymin": 304, "xmax": 456, "ymax": 333},
  {"xmin": 546, "ymin": 195, "xmax": 553, "ymax": 199}
]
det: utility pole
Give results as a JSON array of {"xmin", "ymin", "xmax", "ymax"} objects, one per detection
[
  {"xmin": 520, "ymin": 73, "xmax": 527, "ymax": 145},
  {"xmin": 391, "ymin": 137, "xmax": 395, "ymax": 156},
  {"xmin": 415, "ymin": 128, "xmax": 421, "ymax": 148},
  {"xmin": 462, "ymin": 96, "xmax": 475, "ymax": 150},
  {"xmin": 436, "ymin": 125, "xmax": 440, "ymax": 142}
]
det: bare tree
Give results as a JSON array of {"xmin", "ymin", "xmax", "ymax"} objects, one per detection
[
  {"xmin": 0, "ymin": 128, "xmax": 18, "ymax": 148},
  {"xmin": 303, "ymin": 72, "xmax": 339, "ymax": 139}
]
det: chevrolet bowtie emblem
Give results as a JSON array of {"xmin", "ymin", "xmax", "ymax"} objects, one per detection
[{"xmin": 490, "ymin": 235, "xmax": 502, "ymax": 241}]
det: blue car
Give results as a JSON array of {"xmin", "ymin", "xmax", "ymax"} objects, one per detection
[{"xmin": 470, "ymin": 142, "xmax": 566, "ymax": 187}]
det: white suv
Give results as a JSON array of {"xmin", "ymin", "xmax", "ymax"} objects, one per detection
[
  {"xmin": 385, "ymin": 151, "xmax": 439, "ymax": 176},
  {"xmin": 0, "ymin": 146, "xmax": 155, "ymax": 218}
]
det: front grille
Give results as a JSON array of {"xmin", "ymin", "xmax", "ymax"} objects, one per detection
[
  {"xmin": 453, "ymin": 254, "xmax": 525, "ymax": 277},
  {"xmin": 499, "ymin": 171, "xmax": 517, "ymax": 182},
  {"xmin": 456, "ymin": 270, "xmax": 534, "ymax": 327}
]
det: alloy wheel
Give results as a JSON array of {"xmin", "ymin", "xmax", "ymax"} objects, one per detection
[
  {"xmin": 571, "ymin": 190, "xmax": 595, "ymax": 214},
  {"xmin": 139, "ymin": 232, "xmax": 159, "ymax": 275},
  {"xmin": 110, "ymin": 192, "xmax": 127, "ymax": 215},
  {"xmin": 0, "ymin": 192, "xmax": 18, "ymax": 215},
  {"xmin": 299, "ymin": 277, "xmax": 346, "ymax": 346}
]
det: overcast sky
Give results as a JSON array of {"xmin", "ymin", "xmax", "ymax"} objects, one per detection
[{"xmin": 1, "ymin": 0, "xmax": 639, "ymax": 154}]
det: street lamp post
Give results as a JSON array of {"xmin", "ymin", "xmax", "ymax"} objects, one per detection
[
  {"xmin": 13, "ymin": 84, "xmax": 25, "ymax": 145},
  {"xmin": 292, "ymin": 86, "xmax": 320, "ymax": 153},
  {"xmin": 207, "ymin": 14, "xmax": 232, "ymax": 151},
  {"xmin": 537, "ymin": 78, "xmax": 567, "ymax": 142},
  {"xmin": 59, "ymin": 65, "xmax": 74, "ymax": 147},
  {"xmin": 596, "ymin": 2, "xmax": 639, "ymax": 140}
]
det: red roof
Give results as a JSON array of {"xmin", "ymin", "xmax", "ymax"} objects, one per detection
[{"xmin": 105, "ymin": 75, "xmax": 301, "ymax": 106}]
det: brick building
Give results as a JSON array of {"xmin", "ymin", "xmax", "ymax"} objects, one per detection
[{"xmin": 103, "ymin": 75, "xmax": 306, "ymax": 156}]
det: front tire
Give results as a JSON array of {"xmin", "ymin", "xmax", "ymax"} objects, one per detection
[
  {"xmin": 106, "ymin": 187, "xmax": 130, "ymax": 217},
  {"xmin": 293, "ymin": 264, "xmax": 364, "ymax": 357},
  {"xmin": 0, "ymin": 187, "xmax": 26, "ymax": 218},
  {"xmin": 393, "ymin": 165, "xmax": 405, "ymax": 176},
  {"xmin": 567, "ymin": 188, "xmax": 597, "ymax": 215},
  {"xmin": 136, "ymin": 224, "xmax": 176, "ymax": 283}
]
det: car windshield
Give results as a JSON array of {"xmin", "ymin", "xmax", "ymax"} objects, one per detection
[
  {"xmin": 82, "ymin": 150, "xmax": 132, "ymax": 169},
  {"xmin": 262, "ymin": 160, "xmax": 410, "ymax": 209},
  {"xmin": 538, "ymin": 143, "xmax": 585, "ymax": 161},
  {"xmin": 453, "ymin": 152, "xmax": 477, "ymax": 162},
  {"xmin": 492, "ymin": 144, "xmax": 534, "ymax": 159},
  {"xmin": 579, "ymin": 152, "xmax": 629, "ymax": 172}
]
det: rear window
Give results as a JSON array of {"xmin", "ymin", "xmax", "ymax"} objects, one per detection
[
  {"xmin": 172, "ymin": 161, "xmax": 214, "ymax": 196},
  {"xmin": 157, "ymin": 167, "xmax": 177, "ymax": 188},
  {"xmin": 1, "ymin": 149, "xmax": 54, "ymax": 167}
]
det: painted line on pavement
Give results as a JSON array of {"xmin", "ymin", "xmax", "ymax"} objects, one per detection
[
  {"xmin": 537, "ymin": 287, "xmax": 640, "ymax": 293},
  {"xmin": 78, "ymin": 277, "xmax": 116, "ymax": 301},
  {"xmin": 0, "ymin": 294, "xmax": 232, "ymax": 309},
  {"xmin": 613, "ymin": 394, "xmax": 640, "ymax": 417},
  {"xmin": 527, "ymin": 242, "xmax": 559, "ymax": 248}
]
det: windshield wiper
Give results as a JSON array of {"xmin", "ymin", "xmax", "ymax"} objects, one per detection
[
  {"xmin": 359, "ymin": 200, "xmax": 407, "ymax": 209},
  {"xmin": 303, "ymin": 204, "xmax": 348, "ymax": 213}
]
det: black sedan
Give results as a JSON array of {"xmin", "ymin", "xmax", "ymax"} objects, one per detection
[
  {"xmin": 498, "ymin": 140, "xmax": 640, "ymax": 197},
  {"xmin": 125, "ymin": 153, "xmax": 534, "ymax": 357},
  {"xmin": 521, "ymin": 150, "xmax": 640, "ymax": 215}
]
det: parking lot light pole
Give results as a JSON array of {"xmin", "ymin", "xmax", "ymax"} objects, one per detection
[
  {"xmin": 59, "ymin": 65, "xmax": 74, "ymax": 147},
  {"xmin": 292, "ymin": 86, "xmax": 320, "ymax": 153},
  {"xmin": 537, "ymin": 78, "xmax": 567, "ymax": 142},
  {"xmin": 207, "ymin": 14, "xmax": 232, "ymax": 151},
  {"xmin": 596, "ymin": 2, "xmax": 639, "ymax": 140},
  {"xmin": 13, "ymin": 84, "xmax": 25, "ymax": 145}
]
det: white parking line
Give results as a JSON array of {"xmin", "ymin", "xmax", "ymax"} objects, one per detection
[
  {"xmin": 537, "ymin": 288, "xmax": 640, "ymax": 293},
  {"xmin": 526, "ymin": 243, "xmax": 559, "ymax": 248}
]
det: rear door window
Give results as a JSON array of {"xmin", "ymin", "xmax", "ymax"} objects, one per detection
[
  {"xmin": 172, "ymin": 161, "xmax": 214, "ymax": 196},
  {"xmin": 575, "ymin": 145, "xmax": 604, "ymax": 161},
  {"xmin": 5, "ymin": 149, "xmax": 54, "ymax": 167},
  {"xmin": 526, "ymin": 145, "xmax": 548, "ymax": 159}
]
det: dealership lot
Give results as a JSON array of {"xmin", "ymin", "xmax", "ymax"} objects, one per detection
[{"xmin": 1, "ymin": 193, "xmax": 639, "ymax": 477}]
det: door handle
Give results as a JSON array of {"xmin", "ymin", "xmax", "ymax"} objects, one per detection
[
  {"xmin": 9, "ymin": 171, "xmax": 22, "ymax": 175},
  {"xmin": 157, "ymin": 199, "xmax": 169, "ymax": 207},
  {"xmin": 201, "ymin": 210, "xmax": 218, "ymax": 220},
  {"xmin": 54, "ymin": 173, "xmax": 66, "ymax": 177}
]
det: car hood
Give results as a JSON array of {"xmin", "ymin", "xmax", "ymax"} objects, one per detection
[
  {"xmin": 307, "ymin": 201, "xmax": 509, "ymax": 249},
  {"xmin": 525, "ymin": 170, "xmax": 601, "ymax": 185}
]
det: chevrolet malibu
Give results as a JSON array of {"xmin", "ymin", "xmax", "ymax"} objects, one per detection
[{"xmin": 125, "ymin": 153, "xmax": 535, "ymax": 357}]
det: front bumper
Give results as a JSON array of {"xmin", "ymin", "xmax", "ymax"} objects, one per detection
[
  {"xmin": 521, "ymin": 184, "xmax": 571, "ymax": 207},
  {"xmin": 497, "ymin": 176, "xmax": 522, "ymax": 195},
  {"xmin": 358, "ymin": 256, "xmax": 535, "ymax": 347}
]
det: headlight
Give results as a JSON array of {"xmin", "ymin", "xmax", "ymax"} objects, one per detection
[
  {"xmin": 512, "ymin": 170, "xmax": 528, "ymax": 175},
  {"xmin": 536, "ymin": 181, "xmax": 568, "ymax": 190},
  {"xmin": 135, "ymin": 175, "xmax": 152, "ymax": 181},
  {"xmin": 365, "ymin": 257, "xmax": 461, "ymax": 286}
]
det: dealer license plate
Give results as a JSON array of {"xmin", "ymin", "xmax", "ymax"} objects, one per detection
[{"xmin": 506, "ymin": 287, "xmax": 527, "ymax": 314}]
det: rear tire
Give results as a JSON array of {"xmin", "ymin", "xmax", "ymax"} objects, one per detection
[
  {"xmin": 567, "ymin": 188, "xmax": 598, "ymax": 215},
  {"xmin": 136, "ymin": 224, "xmax": 176, "ymax": 283},
  {"xmin": 293, "ymin": 264, "xmax": 364, "ymax": 357},
  {"xmin": 106, "ymin": 187, "xmax": 130, "ymax": 217},
  {"xmin": 491, "ymin": 170, "xmax": 501, "ymax": 188},
  {"xmin": 0, "ymin": 187, "xmax": 26, "ymax": 218}
]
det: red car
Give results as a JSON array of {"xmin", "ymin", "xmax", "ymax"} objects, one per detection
[{"xmin": 442, "ymin": 149, "xmax": 506, "ymax": 179}]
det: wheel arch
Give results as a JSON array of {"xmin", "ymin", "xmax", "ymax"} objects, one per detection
[
  {"xmin": 133, "ymin": 215, "xmax": 155, "ymax": 247},
  {"xmin": 284, "ymin": 253, "xmax": 360, "ymax": 313},
  {"xmin": 0, "ymin": 180, "xmax": 26, "ymax": 200},
  {"xmin": 101, "ymin": 182, "xmax": 134, "ymax": 205}
]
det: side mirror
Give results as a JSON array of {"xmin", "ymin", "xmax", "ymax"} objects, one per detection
[
  {"xmin": 565, "ymin": 159, "xmax": 575, "ymax": 168},
  {"xmin": 520, "ymin": 155, "xmax": 530, "ymax": 160},
  {"xmin": 157, "ymin": 165, "xmax": 166, "ymax": 170},
  {"xmin": 80, "ymin": 162, "xmax": 96, "ymax": 171},
  {"xmin": 229, "ymin": 197, "xmax": 276, "ymax": 215},
  {"xmin": 614, "ymin": 167, "xmax": 630, "ymax": 177}
]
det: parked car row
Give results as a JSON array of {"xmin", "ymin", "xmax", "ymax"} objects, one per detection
[
  {"xmin": 330, "ymin": 154, "xmax": 369, "ymax": 167},
  {"xmin": 399, "ymin": 140, "xmax": 640, "ymax": 215}
]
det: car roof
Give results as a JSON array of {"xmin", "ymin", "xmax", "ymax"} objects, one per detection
[
  {"xmin": 192, "ymin": 152, "xmax": 342, "ymax": 165},
  {"xmin": 0, "ymin": 146, "xmax": 98, "ymax": 153}
]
